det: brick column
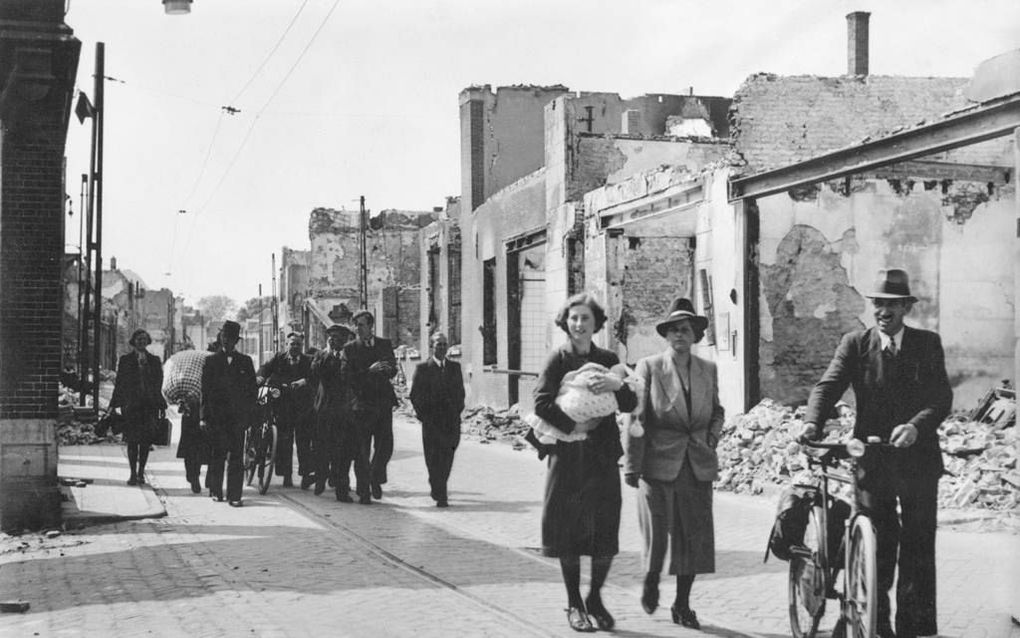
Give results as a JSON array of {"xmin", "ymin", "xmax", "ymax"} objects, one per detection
[{"xmin": 0, "ymin": 1, "xmax": 81, "ymax": 531}]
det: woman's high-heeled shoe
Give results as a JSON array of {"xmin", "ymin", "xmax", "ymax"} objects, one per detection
[
  {"xmin": 641, "ymin": 573, "xmax": 659, "ymax": 614},
  {"xmin": 566, "ymin": 607, "xmax": 595, "ymax": 633},
  {"xmin": 671, "ymin": 604, "xmax": 700, "ymax": 629},
  {"xmin": 584, "ymin": 594, "xmax": 615, "ymax": 631}
]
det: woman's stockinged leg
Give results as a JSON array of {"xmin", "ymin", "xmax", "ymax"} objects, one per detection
[
  {"xmin": 589, "ymin": 556, "xmax": 612, "ymax": 600},
  {"xmin": 559, "ymin": 555, "xmax": 583, "ymax": 607},
  {"xmin": 675, "ymin": 573, "xmax": 695, "ymax": 609},
  {"xmin": 127, "ymin": 443, "xmax": 139, "ymax": 479}
]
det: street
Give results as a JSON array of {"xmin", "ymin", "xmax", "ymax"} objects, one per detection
[{"xmin": 1, "ymin": 413, "xmax": 1018, "ymax": 638}]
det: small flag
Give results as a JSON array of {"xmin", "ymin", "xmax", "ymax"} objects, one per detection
[{"xmin": 75, "ymin": 92, "xmax": 96, "ymax": 124}]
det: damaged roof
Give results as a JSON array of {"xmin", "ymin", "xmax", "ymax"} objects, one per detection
[{"xmin": 730, "ymin": 73, "xmax": 971, "ymax": 174}]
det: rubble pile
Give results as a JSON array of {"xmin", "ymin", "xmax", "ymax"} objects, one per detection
[
  {"xmin": 716, "ymin": 395, "xmax": 1019, "ymax": 513},
  {"xmin": 460, "ymin": 405, "xmax": 529, "ymax": 444},
  {"xmin": 55, "ymin": 385, "xmax": 113, "ymax": 446}
]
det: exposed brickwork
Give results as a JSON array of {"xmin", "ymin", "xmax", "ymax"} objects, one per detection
[{"xmin": 730, "ymin": 74, "xmax": 971, "ymax": 174}]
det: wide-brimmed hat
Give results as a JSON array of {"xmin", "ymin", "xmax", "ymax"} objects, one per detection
[
  {"xmin": 655, "ymin": 298, "xmax": 709, "ymax": 337},
  {"xmin": 865, "ymin": 268, "xmax": 917, "ymax": 303},
  {"xmin": 221, "ymin": 320, "xmax": 242, "ymax": 340}
]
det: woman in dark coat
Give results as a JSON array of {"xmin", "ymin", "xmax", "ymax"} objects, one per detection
[
  {"xmin": 534, "ymin": 293, "xmax": 637, "ymax": 633},
  {"xmin": 623, "ymin": 298, "xmax": 725, "ymax": 630},
  {"xmin": 110, "ymin": 329, "xmax": 167, "ymax": 485}
]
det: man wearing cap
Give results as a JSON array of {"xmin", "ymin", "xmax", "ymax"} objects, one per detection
[
  {"xmin": 256, "ymin": 332, "xmax": 313, "ymax": 488},
  {"xmin": 309, "ymin": 323, "xmax": 353, "ymax": 497},
  {"xmin": 341, "ymin": 310, "xmax": 398, "ymax": 503},
  {"xmin": 201, "ymin": 320, "xmax": 258, "ymax": 507},
  {"xmin": 802, "ymin": 268, "xmax": 952, "ymax": 638}
]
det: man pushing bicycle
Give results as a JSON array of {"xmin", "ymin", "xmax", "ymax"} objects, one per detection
[{"xmin": 800, "ymin": 268, "xmax": 952, "ymax": 638}]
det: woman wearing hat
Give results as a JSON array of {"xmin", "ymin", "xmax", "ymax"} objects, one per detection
[
  {"xmin": 533, "ymin": 293, "xmax": 637, "ymax": 632},
  {"xmin": 623, "ymin": 298, "xmax": 724, "ymax": 630},
  {"xmin": 110, "ymin": 329, "xmax": 167, "ymax": 485}
]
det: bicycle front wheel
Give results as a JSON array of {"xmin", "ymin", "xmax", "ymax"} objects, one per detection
[
  {"xmin": 845, "ymin": 515, "xmax": 878, "ymax": 638},
  {"xmin": 243, "ymin": 428, "xmax": 257, "ymax": 486},
  {"xmin": 790, "ymin": 504, "xmax": 827, "ymax": 638},
  {"xmin": 257, "ymin": 424, "xmax": 278, "ymax": 495}
]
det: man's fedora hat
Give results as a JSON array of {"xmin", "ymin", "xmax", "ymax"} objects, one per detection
[
  {"xmin": 325, "ymin": 323, "xmax": 352, "ymax": 337},
  {"xmin": 221, "ymin": 320, "xmax": 242, "ymax": 340},
  {"xmin": 656, "ymin": 297, "xmax": 709, "ymax": 337},
  {"xmin": 865, "ymin": 268, "xmax": 917, "ymax": 303}
]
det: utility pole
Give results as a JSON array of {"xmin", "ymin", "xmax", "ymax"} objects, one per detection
[
  {"xmin": 90, "ymin": 42, "xmax": 106, "ymax": 411},
  {"xmin": 258, "ymin": 284, "xmax": 264, "ymax": 365},
  {"xmin": 359, "ymin": 195, "xmax": 368, "ymax": 310},
  {"xmin": 76, "ymin": 173, "xmax": 87, "ymax": 403},
  {"xmin": 271, "ymin": 253, "xmax": 279, "ymax": 351}
]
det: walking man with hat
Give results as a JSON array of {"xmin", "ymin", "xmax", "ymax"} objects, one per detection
[
  {"xmin": 801, "ymin": 268, "xmax": 952, "ymax": 638},
  {"xmin": 201, "ymin": 320, "xmax": 258, "ymax": 507}
]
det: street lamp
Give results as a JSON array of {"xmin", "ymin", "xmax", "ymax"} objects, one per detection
[{"xmin": 163, "ymin": 0, "xmax": 192, "ymax": 15}]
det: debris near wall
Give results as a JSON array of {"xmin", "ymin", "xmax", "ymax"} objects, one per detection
[
  {"xmin": 718, "ymin": 394, "xmax": 1019, "ymax": 515},
  {"xmin": 460, "ymin": 405, "xmax": 529, "ymax": 444},
  {"xmin": 56, "ymin": 384, "xmax": 115, "ymax": 446}
]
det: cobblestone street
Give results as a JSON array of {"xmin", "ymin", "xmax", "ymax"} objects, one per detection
[{"xmin": 1, "ymin": 414, "xmax": 1017, "ymax": 637}]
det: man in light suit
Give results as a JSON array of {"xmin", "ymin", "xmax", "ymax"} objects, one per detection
[
  {"xmin": 201, "ymin": 320, "xmax": 258, "ymax": 507},
  {"xmin": 623, "ymin": 297, "xmax": 724, "ymax": 629},
  {"xmin": 340, "ymin": 310, "xmax": 397, "ymax": 503},
  {"xmin": 802, "ymin": 269, "xmax": 952, "ymax": 638},
  {"xmin": 409, "ymin": 332, "xmax": 465, "ymax": 508}
]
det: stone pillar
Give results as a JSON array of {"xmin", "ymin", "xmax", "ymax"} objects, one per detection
[
  {"xmin": 0, "ymin": 1, "xmax": 81, "ymax": 531},
  {"xmin": 1014, "ymin": 128, "xmax": 1020, "ymax": 392}
]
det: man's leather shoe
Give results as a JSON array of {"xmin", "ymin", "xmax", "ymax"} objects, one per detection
[
  {"xmin": 300, "ymin": 474, "xmax": 315, "ymax": 490},
  {"xmin": 314, "ymin": 481, "xmax": 326, "ymax": 496},
  {"xmin": 336, "ymin": 490, "xmax": 353, "ymax": 503},
  {"xmin": 371, "ymin": 483, "xmax": 382, "ymax": 499},
  {"xmin": 436, "ymin": 499, "xmax": 449, "ymax": 508},
  {"xmin": 228, "ymin": 500, "xmax": 243, "ymax": 508},
  {"xmin": 189, "ymin": 479, "xmax": 202, "ymax": 494},
  {"xmin": 565, "ymin": 607, "xmax": 595, "ymax": 632},
  {"xmin": 210, "ymin": 493, "xmax": 224, "ymax": 502},
  {"xmin": 358, "ymin": 494, "xmax": 372, "ymax": 505}
]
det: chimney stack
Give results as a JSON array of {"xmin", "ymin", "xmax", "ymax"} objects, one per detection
[{"xmin": 846, "ymin": 11, "xmax": 870, "ymax": 76}]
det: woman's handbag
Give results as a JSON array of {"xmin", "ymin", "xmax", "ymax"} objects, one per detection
[
  {"xmin": 155, "ymin": 412, "xmax": 173, "ymax": 446},
  {"xmin": 96, "ymin": 411, "xmax": 124, "ymax": 437}
]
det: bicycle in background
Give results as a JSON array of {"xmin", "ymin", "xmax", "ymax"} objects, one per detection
[
  {"xmin": 789, "ymin": 436, "xmax": 890, "ymax": 638},
  {"xmin": 244, "ymin": 382, "xmax": 282, "ymax": 495}
]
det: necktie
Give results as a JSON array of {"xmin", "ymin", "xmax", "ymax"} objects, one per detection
[{"xmin": 886, "ymin": 340, "xmax": 898, "ymax": 357}]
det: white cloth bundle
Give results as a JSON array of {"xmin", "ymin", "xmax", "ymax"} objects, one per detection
[
  {"xmin": 162, "ymin": 350, "xmax": 210, "ymax": 407},
  {"xmin": 526, "ymin": 362, "xmax": 643, "ymax": 444}
]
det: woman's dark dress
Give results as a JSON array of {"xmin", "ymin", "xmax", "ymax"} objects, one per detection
[
  {"xmin": 110, "ymin": 351, "xmax": 166, "ymax": 445},
  {"xmin": 534, "ymin": 344, "xmax": 637, "ymax": 558},
  {"xmin": 176, "ymin": 402, "xmax": 211, "ymax": 464}
]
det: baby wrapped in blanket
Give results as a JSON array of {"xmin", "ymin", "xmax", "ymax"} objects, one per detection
[{"xmin": 525, "ymin": 362, "xmax": 644, "ymax": 444}]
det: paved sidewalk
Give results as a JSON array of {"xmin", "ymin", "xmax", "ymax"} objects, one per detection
[{"xmin": 59, "ymin": 445, "xmax": 166, "ymax": 526}]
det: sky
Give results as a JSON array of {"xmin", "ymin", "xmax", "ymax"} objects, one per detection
[{"xmin": 61, "ymin": 0, "xmax": 1020, "ymax": 306}]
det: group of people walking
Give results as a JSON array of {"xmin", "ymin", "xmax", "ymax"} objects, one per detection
[
  {"xmin": 535, "ymin": 267, "xmax": 949, "ymax": 638},
  {"xmin": 110, "ymin": 267, "xmax": 949, "ymax": 638}
]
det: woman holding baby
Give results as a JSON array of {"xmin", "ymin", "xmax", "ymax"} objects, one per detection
[
  {"xmin": 534, "ymin": 293, "xmax": 637, "ymax": 633},
  {"xmin": 623, "ymin": 297, "xmax": 724, "ymax": 630}
]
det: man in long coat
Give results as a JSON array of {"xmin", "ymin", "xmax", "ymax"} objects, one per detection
[
  {"xmin": 409, "ymin": 332, "xmax": 465, "ymax": 507},
  {"xmin": 803, "ymin": 269, "xmax": 952, "ymax": 638},
  {"xmin": 201, "ymin": 320, "xmax": 258, "ymax": 506},
  {"xmin": 309, "ymin": 323, "xmax": 353, "ymax": 497},
  {"xmin": 340, "ymin": 310, "xmax": 397, "ymax": 503}
]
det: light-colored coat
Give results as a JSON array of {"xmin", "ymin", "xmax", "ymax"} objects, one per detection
[{"xmin": 624, "ymin": 349, "xmax": 724, "ymax": 482}]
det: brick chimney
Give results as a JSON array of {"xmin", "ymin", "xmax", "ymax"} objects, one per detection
[{"xmin": 846, "ymin": 11, "xmax": 870, "ymax": 76}]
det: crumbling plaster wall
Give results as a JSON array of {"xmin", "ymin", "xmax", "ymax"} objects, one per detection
[
  {"xmin": 756, "ymin": 177, "xmax": 1014, "ymax": 408},
  {"xmin": 460, "ymin": 172, "xmax": 547, "ymax": 408}
]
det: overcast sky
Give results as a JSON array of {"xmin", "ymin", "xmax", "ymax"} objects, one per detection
[{"xmin": 62, "ymin": 0, "xmax": 1020, "ymax": 306}]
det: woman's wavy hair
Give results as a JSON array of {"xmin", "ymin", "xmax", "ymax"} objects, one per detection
[
  {"xmin": 129, "ymin": 329, "xmax": 152, "ymax": 348},
  {"xmin": 553, "ymin": 293, "xmax": 608, "ymax": 335}
]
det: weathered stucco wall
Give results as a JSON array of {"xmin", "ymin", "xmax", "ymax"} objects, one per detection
[
  {"xmin": 460, "ymin": 172, "xmax": 547, "ymax": 408},
  {"xmin": 756, "ymin": 177, "xmax": 1015, "ymax": 409}
]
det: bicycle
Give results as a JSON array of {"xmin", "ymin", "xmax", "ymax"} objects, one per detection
[
  {"xmin": 788, "ymin": 437, "xmax": 890, "ymax": 638},
  {"xmin": 244, "ymin": 383, "xmax": 281, "ymax": 495}
]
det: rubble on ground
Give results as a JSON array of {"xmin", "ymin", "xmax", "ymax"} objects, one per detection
[
  {"xmin": 55, "ymin": 383, "xmax": 115, "ymax": 446},
  {"xmin": 716, "ymin": 388, "xmax": 1018, "ymax": 516},
  {"xmin": 460, "ymin": 404, "xmax": 529, "ymax": 445}
]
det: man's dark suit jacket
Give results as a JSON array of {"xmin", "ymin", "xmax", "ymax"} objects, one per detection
[
  {"xmin": 258, "ymin": 351, "xmax": 313, "ymax": 423},
  {"xmin": 340, "ymin": 337, "xmax": 397, "ymax": 411},
  {"xmin": 201, "ymin": 350, "xmax": 257, "ymax": 444},
  {"xmin": 410, "ymin": 358, "xmax": 465, "ymax": 446},
  {"xmin": 310, "ymin": 349, "xmax": 345, "ymax": 418},
  {"xmin": 804, "ymin": 325, "xmax": 952, "ymax": 481}
]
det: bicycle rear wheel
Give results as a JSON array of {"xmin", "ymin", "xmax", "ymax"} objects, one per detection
[
  {"xmin": 790, "ymin": 505, "xmax": 827, "ymax": 638},
  {"xmin": 257, "ymin": 424, "xmax": 277, "ymax": 495},
  {"xmin": 845, "ymin": 515, "xmax": 878, "ymax": 638}
]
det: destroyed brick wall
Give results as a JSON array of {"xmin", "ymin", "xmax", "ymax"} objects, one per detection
[
  {"xmin": 308, "ymin": 207, "xmax": 435, "ymax": 347},
  {"xmin": 756, "ymin": 177, "xmax": 1015, "ymax": 408}
]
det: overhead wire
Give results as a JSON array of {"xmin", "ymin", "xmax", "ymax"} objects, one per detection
[{"xmin": 174, "ymin": 0, "xmax": 343, "ymax": 297}]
